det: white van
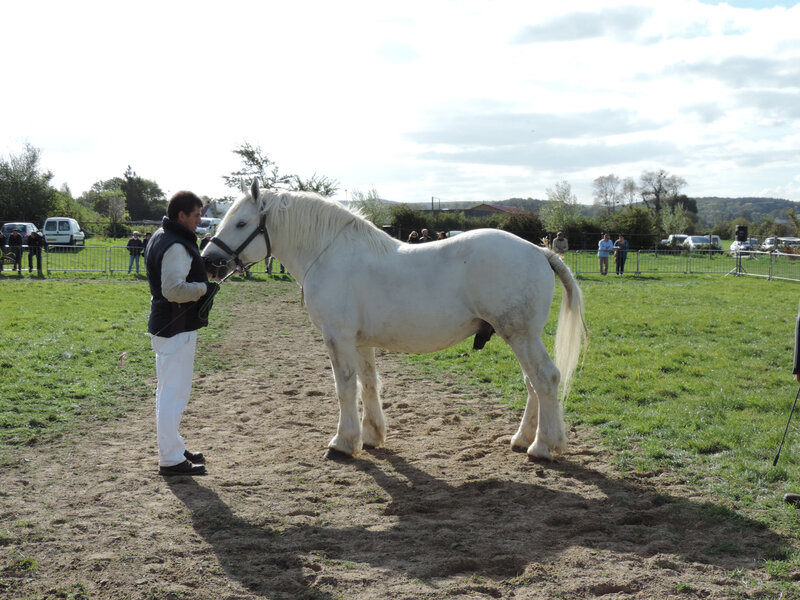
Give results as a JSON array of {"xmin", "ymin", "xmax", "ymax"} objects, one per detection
[
  {"xmin": 43, "ymin": 217, "xmax": 86, "ymax": 246},
  {"xmin": 196, "ymin": 217, "xmax": 221, "ymax": 236}
]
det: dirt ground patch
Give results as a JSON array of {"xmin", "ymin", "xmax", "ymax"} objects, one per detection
[{"xmin": 0, "ymin": 281, "xmax": 790, "ymax": 599}]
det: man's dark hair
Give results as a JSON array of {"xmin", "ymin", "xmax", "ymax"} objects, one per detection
[{"xmin": 167, "ymin": 191, "xmax": 203, "ymax": 220}]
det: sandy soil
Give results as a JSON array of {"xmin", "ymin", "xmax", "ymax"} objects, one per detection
[{"xmin": 0, "ymin": 280, "xmax": 791, "ymax": 599}]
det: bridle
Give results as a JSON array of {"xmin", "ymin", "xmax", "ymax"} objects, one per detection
[{"xmin": 206, "ymin": 212, "xmax": 271, "ymax": 272}]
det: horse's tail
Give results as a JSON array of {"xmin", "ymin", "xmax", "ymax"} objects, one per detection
[{"xmin": 545, "ymin": 249, "xmax": 589, "ymax": 402}]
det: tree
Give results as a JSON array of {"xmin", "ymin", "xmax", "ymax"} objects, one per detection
[
  {"xmin": 120, "ymin": 166, "xmax": 166, "ymax": 220},
  {"xmin": 0, "ymin": 143, "xmax": 56, "ymax": 224},
  {"xmin": 605, "ymin": 206, "xmax": 658, "ymax": 249},
  {"xmin": 351, "ymin": 188, "xmax": 392, "ymax": 225},
  {"xmin": 289, "ymin": 173, "xmax": 339, "ymax": 197},
  {"xmin": 592, "ymin": 174, "xmax": 621, "ymax": 214},
  {"xmin": 541, "ymin": 181, "xmax": 581, "ymax": 233},
  {"xmin": 621, "ymin": 177, "xmax": 638, "ymax": 207},
  {"xmin": 223, "ymin": 142, "xmax": 292, "ymax": 190},
  {"xmin": 639, "ymin": 169, "xmax": 686, "ymax": 217},
  {"xmin": 498, "ymin": 211, "xmax": 545, "ymax": 243},
  {"xmin": 659, "ymin": 205, "xmax": 692, "ymax": 236}
]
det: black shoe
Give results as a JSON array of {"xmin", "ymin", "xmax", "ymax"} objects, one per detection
[
  {"xmin": 184, "ymin": 450, "xmax": 205, "ymax": 463},
  {"xmin": 783, "ymin": 493, "xmax": 800, "ymax": 507},
  {"xmin": 159, "ymin": 460, "xmax": 206, "ymax": 476}
]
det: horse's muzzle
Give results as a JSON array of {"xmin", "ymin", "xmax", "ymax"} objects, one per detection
[{"xmin": 203, "ymin": 256, "xmax": 232, "ymax": 280}]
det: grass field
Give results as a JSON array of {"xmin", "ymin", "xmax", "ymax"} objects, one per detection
[{"xmin": 2, "ymin": 274, "xmax": 800, "ymax": 579}]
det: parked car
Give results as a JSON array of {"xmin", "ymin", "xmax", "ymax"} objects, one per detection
[
  {"xmin": 446, "ymin": 230, "xmax": 464, "ymax": 238},
  {"xmin": 683, "ymin": 235, "xmax": 722, "ymax": 251},
  {"xmin": 1, "ymin": 222, "xmax": 41, "ymax": 246},
  {"xmin": 729, "ymin": 237, "xmax": 760, "ymax": 254},
  {"xmin": 660, "ymin": 234, "xmax": 688, "ymax": 247},
  {"xmin": 196, "ymin": 217, "xmax": 221, "ymax": 236},
  {"xmin": 43, "ymin": 217, "xmax": 85, "ymax": 246},
  {"xmin": 762, "ymin": 237, "xmax": 800, "ymax": 251}
]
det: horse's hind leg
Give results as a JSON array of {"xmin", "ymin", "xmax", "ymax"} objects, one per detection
[
  {"xmin": 325, "ymin": 338, "xmax": 363, "ymax": 458},
  {"xmin": 509, "ymin": 337, "xmax": 566, "ymax": 460},
  {"xmin": 357, "ymin": 347, "xmax": 386, "ymax": 448}
]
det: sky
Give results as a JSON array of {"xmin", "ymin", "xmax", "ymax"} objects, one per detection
[{"xmin": 1, "ymin": 0, "xmax": 799, "ymax": 206}]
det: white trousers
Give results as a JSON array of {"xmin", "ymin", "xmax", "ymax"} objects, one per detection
[{"xmin": 151, "ymin": 331, "xmax": 197, "ymax": 466}]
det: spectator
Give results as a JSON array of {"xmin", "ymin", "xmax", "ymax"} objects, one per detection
[
  {"xmin": 552, "ymin": 232, "xmax": 568, "ymax": 258},
  {"xmin": 597, "ymin": 233, "xmax": 614, "ymax": 276},
  {"xmin": 419, "ymin": 228, "xmax": 434, "ymax": 243},
  {"xmin": 8, "ymin": 229, "xmax": 23, "ymax": 274},
  {"xmin": 127, "ymin": 231, "xmax": 144, "ymax": 274},
  {"xmin": 437, "ymin": 231, "xmax": 447, "ymax": 240},
  {"xmin": 407, "ymin": 231, "xmax": 419, "ymax": 244},
  {"xmin": 142, "ymin": 231, "xmax": 152, "ymax": 256},
  {"xmin": 0, "ymin": 230, "xmax": 5, "ymax": 272},
  {"xmin": 614, "ymin": 234, "xmax": 629, "ymax": 276},
  {"xmin": 199, "ymin": 233, "xmax": 212, "ymax": 251},
  {"xmin": 27, "ymin": 230, "xmax": 44, "ymax": 275}
]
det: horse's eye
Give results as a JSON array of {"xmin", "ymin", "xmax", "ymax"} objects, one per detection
[{"xmin": 236, "ymin": 221, "xmax": 247, "ymax": 228}]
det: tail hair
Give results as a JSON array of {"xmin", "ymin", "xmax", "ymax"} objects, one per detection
[{"xmin": 546, "ymin": 250, "xmax": 588, "ymax": 402}]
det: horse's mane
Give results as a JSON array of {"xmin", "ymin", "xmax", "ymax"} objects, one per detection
[{"xmin": 259, "ymin": 190, "xmax": 398, "ymax": 255}]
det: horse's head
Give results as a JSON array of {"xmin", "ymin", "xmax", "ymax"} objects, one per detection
[{"xmin": 202, "ymin": 179, "xmax": 271, "ymax": 279}]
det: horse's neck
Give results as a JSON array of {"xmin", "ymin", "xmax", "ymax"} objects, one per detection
[{"xmin": 270, "ymin": 218, "xmax": 353, "ymax": 285}]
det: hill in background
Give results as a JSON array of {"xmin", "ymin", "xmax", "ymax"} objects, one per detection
[{"xmin": 398, "ymin": 196, "xmax": 800, "ymax": 227}]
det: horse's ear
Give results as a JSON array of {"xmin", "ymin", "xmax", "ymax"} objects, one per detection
[{"xmin": 251, "ymin": 178, "xmax": 260, "ymax": 201}]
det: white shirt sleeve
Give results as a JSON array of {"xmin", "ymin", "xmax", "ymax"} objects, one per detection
[{"xmin": 161, "ymin": 243, "xmax": 208, "ymax": 304}]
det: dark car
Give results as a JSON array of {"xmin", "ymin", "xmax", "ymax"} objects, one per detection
[{"xmin": 1, "ymin": 222, "xmax": 41, "ymax": 247}]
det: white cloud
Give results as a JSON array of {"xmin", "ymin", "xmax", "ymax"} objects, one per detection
[{"xmin": 1, "ymin": 0, "xmax": 799, "ymax": 206}]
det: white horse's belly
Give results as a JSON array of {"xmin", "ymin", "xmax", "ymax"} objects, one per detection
[{"xmin": 359, "ymin": 318, "xmax": 481, "ymax": 354}]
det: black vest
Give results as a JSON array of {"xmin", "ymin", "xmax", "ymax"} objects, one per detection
[{"xmin": 146, "ymin": 217, "xmax": 208, "ymax": 337}]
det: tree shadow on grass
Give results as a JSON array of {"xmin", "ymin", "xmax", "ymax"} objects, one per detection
[{"xmin": 168, "ymin": 450, "xmax": 786, "ymax": 598}]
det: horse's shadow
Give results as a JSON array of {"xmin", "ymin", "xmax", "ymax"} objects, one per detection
[{"xmin": 168, "ymin": 450, "xmax": 786, "ymax": 597}]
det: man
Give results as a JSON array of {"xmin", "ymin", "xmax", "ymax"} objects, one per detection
[
  {"xmin": 8, "ymin": 229, "xmax": 23, "ymax": 274},
  {"xmin": 127, "ymin": 231, "xmax": 144, "ymax": 273},
  {"xmin": 27, "ymin": 230, "xmax": 44, "ymax": 275},
  {"xmin": 552, "ymin": 232, "xmax": 568, "ymax": 258},
  {"xmin": 145, "ymin": 191, "xmax": 218, "ymax": 476},
  {"xmin": 419, "ymin": 228, "xmax": 434, "ymax": 243},
  {"xmin": 0, "ymin": 229, "xmax": 6, "ymax": 272}
]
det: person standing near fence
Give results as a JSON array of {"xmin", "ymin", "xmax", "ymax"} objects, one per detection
[
  {"xmin": 8, "ymin": 229, "xmax": 23, "ymax": 274},
  {"xmin": 146, "ymin": 191, "xmax": 218, "ymax": 477},
  {"xmin": 27, "ymin": 230, "xmax": 43, "ymax": 275},
  {"xmin": 552, "ymin": 232, "xmax": 568, "ymax": 258},
  {"xmin": 127, "ymin": 231, "xmax": 144, "ymax": 274},
  {"xmin": 614, "ymin": 234, "xmax": 629, "ymax": 276},
  {"xmin": 598, "ymin": 233, "xmax": 614, "ymax": 276},
  {"xmin": 0, "ymin": 230, "xmax": 5, "ymax": 272}
]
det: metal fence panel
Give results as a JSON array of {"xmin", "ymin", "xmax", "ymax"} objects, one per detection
[
  {"xmin": 46, "ymin": 246, "xmax": 108, "ymax": 273},
  {"xmin": 108, "ymin": 247, "xmax": 144, "ymax": 274},
  {"xmin": 20, "ymin": 244, "xmax": 800, "ymax": 283}
]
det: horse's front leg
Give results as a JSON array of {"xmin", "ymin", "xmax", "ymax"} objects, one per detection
[
  {"xmin": 325, "ymin": 338, "xmax": 363, "ymax": 459},
  {"xmin": 357, "ymin": 347, "xmax": 386, "ymax": 449}
]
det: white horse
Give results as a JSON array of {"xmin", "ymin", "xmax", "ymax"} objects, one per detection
[{"xmin": 203, "ymin": 180, "xmax": 587, "ymax": 460}]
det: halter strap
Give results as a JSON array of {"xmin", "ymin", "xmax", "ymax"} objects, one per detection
[{"xmin": 207, "ymin": 212, "xmax": 271, "ymax": 270}]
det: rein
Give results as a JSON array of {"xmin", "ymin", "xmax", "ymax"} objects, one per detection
[{"xmin": 207, "ymin": 212, "xmax": 271, "ymax": 272}]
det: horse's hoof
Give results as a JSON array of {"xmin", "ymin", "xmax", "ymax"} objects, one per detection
[{"xmin": 324, "ymin": 448, "xmax": 352, "ymax": 461}]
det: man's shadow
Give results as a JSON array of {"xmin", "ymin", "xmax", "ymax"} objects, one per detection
[{"xmin": 168, "ymin": 450, "xmax": 787, "ymax": 598}]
